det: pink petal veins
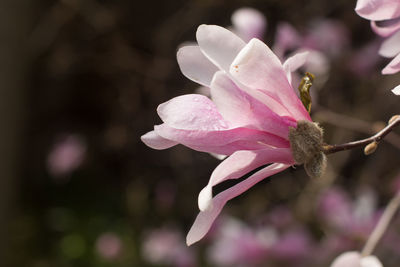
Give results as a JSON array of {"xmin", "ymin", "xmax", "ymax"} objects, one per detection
[
  {"xmin": 210, "ymin": 71, "xmax": 295, "ymax": 138},
  {"xmin": 187, "ymin": 163, "xmax": 290, "ymax": 246},
  {"xmin": 154, "ymin": 124, "xmax": 289, "ymax": 154},
  {"xmin": 230, "ymin": 39, "xmax": 311, "ymax": 121}
]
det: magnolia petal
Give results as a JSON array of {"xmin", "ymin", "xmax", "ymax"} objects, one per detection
[
  {"xmin": 360, "ymin": 256, "xmax": 383, "ymax": 267},
  {"xmin": 283, "ymin": 51, "xmax": 309, "ymax": 84},
  {"xmin": 391, "ymin": 84, "xmax": 400, "ymax": 95},
  {"xmin": 141, "ymin": 130, "xmax": 178, "ymax": 149},
  {"xmin": 231, "ymin": 8, "xmax": 267, "ymax": 42},
  {"xmin": 177, "ymin": 45, "xmax": 219, "ymax": 87},
  {"xmin": 330, "ymin": 251, "xmax": 383, "ymax": 267},
  {"xmin": 187, "ymin": 163, "xmax": 290, "ymax": 245},
  {"xmin": 230, "ymin": 39, "xmax": 311, "ymax": 121},
  {"xmin": 157, "ymin": 94, "xmax": 228, "ymax": 131},
  {"xmin": 356, "ymin": 0, "xmax": 400, "ymax": 21},
  {"xmin": 330, "ymin": 251, "xmax": 361, "ymax": 267},
  {"xmin": 196, "ymin": 24, "xmax": 246, "ymax": 71},
  {"xmin": 154, "ymin": 124, "xmax": 289, "ymax": 152},
  {"xmin": 187, "ymin": 140, "xmax": 276, "ymax": 156},
  {"xmin": 379, "ymin": 30, "xmax": 400, "ymax": 57},
  {"xmin": 210, "ymin": 71, "xmax": 295, "ymax": 138},
  {"xmin": 382, "ymin": 52, "xmax": 400, "ymax": 74},
  {"xmin": 371, "ymin": 17, "xmax": 400, "ymax": 37},
  {"xmin": 198, "ymin": 148, "xmax": 293, "ymax": 211}
]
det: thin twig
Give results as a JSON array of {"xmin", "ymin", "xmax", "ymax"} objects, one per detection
[
  {"xmin": 322, "ymin": 116, "xmax": 400, "ymax": 155},
  {"xmin": 314, "ymin": 108, "xmax": 400, "ymax": 149},
  {"xmin": 361, "ymin": 191, "xmax": 400, "ymax": 257}
]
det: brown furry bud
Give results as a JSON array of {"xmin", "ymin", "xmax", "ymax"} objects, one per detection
[
  {"xmin": 364, "ymin": 141, "xmax": 378, "ymax": 155},
  {"xmin": 289, "ymin": 120, "xmax": 324, "ymax": 164},
  {"xmin": 289, "ymin": 120, "xmax": 326, "ymax": 178},
  {"xmin": 304, "ymin": 152, "xmax": 327, "ymax": 178}
]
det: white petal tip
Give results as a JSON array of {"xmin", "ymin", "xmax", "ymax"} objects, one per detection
[
  {"xmin": 198, "ymin": 186, "xmax": 213, "ymax": 211},
  {"xmin": 392, "ymin": 85, "xmax": 400, "ymax": 95},
  {"xmin": 186, "ymin": 236, "xmax": 194, "ymax": 246}
]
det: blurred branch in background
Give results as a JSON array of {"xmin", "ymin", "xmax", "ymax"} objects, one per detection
[{"xmin": 0, "ymin": 1, "xmax": 33, "ymax": 265}]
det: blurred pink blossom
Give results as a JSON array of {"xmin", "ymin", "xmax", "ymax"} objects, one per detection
[
  {"xmin": 348, "ymin": 39, "xmax": 382, "ymax": 77},
  {"xmin": 272, "ymin": 19, "xmax": 349, "ymax": 91},
  {"xmin": 142, "ymin": 228, "xmax": 195, "ymax": 267},
  {"xmin": 356, "ymin": 0, "xmax": 400, "ymax": 75},
  {"xmin": 142, "ymin": 24, "xmax": 312, "ymax": 245},
  {"xmin": 95, "ymin": 232, "xmax": 122, "ymax": 260},
  {"xmin": 207, "ymin": 216, "xmax": 313, "ymax": 266},
  {"xmin": 318, "ymin": 187, "xmax": 379, "ymax": 235},
  {"xmin": 231, "ymin": 7, "xmax": 267, "ymax": 42},
  {"xmin": 47, "ymin": 135, "xmax": 86, "ymax": 178},
  {"xmin": 207, "ymin": 217, "xmax": 276, "ymax": 266}
]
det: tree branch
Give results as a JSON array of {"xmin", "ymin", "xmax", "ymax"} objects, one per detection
[{"xmin": 322, "ymin": 116, "xmax": 400, "ymax": 155}]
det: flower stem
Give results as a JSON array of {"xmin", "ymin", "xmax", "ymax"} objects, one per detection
[
  {"xmin": 322, "ymin": 116, "xmax": 400, "ymax": 155},
  {"xmin": 361, "ymin": 191, "xmax": 400, "ymax": 257}
]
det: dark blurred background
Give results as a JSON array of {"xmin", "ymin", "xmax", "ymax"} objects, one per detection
[{"xmin": 2, "ymin": 0, "xmax": 400, "ymax": 266}]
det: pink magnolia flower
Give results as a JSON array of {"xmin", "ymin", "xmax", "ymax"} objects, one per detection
[
  {"xmin": 231, "ymin": 7, "xmax": 267, "ymax": 42},
  {"xmin": 141, "ymin": 24, "xmax": 312, "ymax": 245},
  {"xmin": 356, "ymin": 0, "xmax": 400, "ymax": 75},
  {"xmin": 330, "ymin": 251, "xmax": 383, "ymax": 267}
]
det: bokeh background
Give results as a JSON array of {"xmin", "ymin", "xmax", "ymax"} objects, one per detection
[{"xmin": 2, "ymin": 0, "xmax": 400, "ymax": 266}]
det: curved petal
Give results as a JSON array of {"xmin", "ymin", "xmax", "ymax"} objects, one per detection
[
  {"xmin": 186, "ymin": 163, "xmax": 290, "ymax": 245},
  {"xmin": 210, "ymin": 71, "xmax": 295, "ymax": 138},
  {"xmin": 379, "ymin": 30, "xmax": 400, "ymax": 57},
  {"xmin": 154, "ymin": 124, "xmax": 290, "ymax": 153},
  {"xmin": 230, "ymin": 39, "xmax": 311, "ymax": 121},
  {"xmin": 356, "ymin": 0, "xmax": 400, "ymax": 21},
  {"xmin": 198, "ymin": 148, "xmax": 294, "ymax": 211},
  {"xmin": 382, "ymin": 52, "xmax": 400, "ymax": 74},
  {"xmin": 196, "ymin": 24, "xmax": 246, "ymax": 71},
  {"xmin": 177, "ymin": 45, "xmax": 219, "ymax": 87},
  {"xmin": 231, "ymin": 8, "xmax": 267, "ymax": 42},
  {"xmin": 371, "ymin": 17, "xmax": 400, "ymax": 37},
  {"xmin": 360, "ymin": 256, "xmax": 383, "ymax": 267},
  {"xmin": 157, "ymin": 94, "xmax": 229, "ymax": 131},
  {"xmin": 283, "ymin": 51, "xmax": 309, "ymax": 84},
  {"xmin": 141, "ymin": 130, "xmax": 178, "ymax": 149},
  {"xmin": 187, "ymin": 139, "xmax": 281, "ymax": 156}
]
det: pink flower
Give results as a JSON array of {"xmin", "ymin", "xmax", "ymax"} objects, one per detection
[
  {"xmin": 95, "ymin": 232, "xmax": 122, "ymax": 260},
  {"xmin": 47, "ymin": 134, "xmax": 86, "ymax": 178},
  {"xmin": 142, "ymin": 227, "xmax": 195, "ymax": 267},
  {"xmin": 330, "ymin": 251, "xmax": 383, "ymax": 267},
  {"xmin": 231, "ymin": 7, "xmax": 267, "ymax": 42},
  {"xmin": 356, "ymin": 0, "xmax": 400, "ymax": 75},
  {"xmin": 141, "ymin": 25, "xmax": 312, "ymax": 245}
]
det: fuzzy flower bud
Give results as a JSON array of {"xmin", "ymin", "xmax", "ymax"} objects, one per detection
[{"xmin": 289, "ymin": 120, "xmax": 326, "ymax": 178}]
